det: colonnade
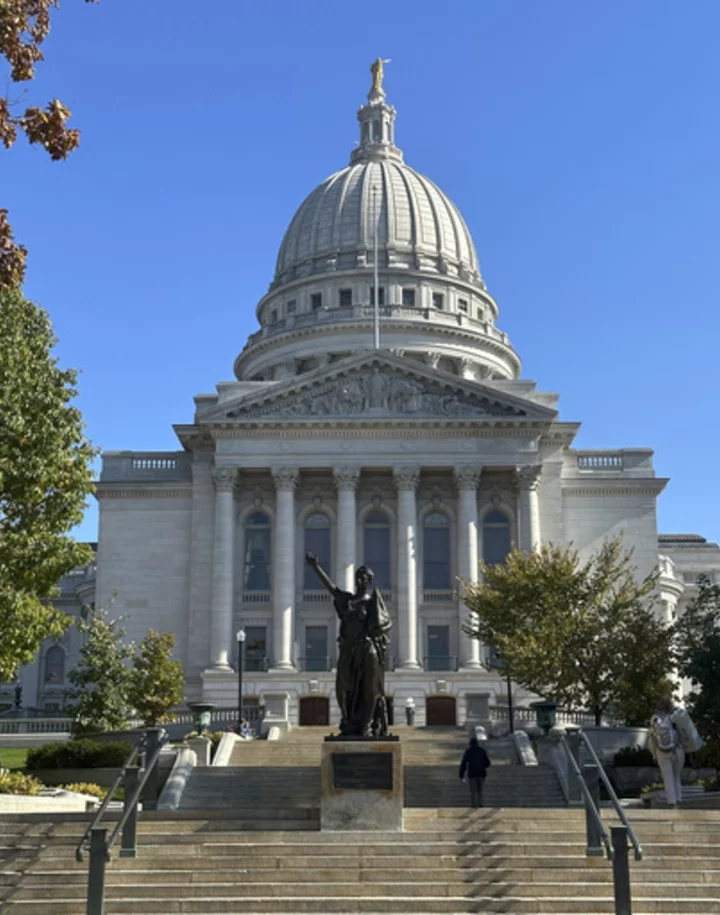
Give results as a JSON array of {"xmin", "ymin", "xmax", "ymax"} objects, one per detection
[{"xmin": 206, "ymin": 463, "xmax": 542, "ymax": 673}]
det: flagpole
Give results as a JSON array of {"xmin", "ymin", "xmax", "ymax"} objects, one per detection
[{"xmin": 373, "ymin": 184, "xmax": 380, "ymax": 349}]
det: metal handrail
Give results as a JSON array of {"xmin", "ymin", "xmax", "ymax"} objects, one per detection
[
  {"xmin": 578, "ymin": 730, "xmax": 643, "ymax": 861},
  {"xmin": 75, "ymin": 728, "xmax": 168, "ymax": 863},
  {"xmin": 74, "ymin": 732, "xmax": 146, "ymax": 862},
  {"xmin": 105, "ymin": 729, "xmax": 168, "ymax": 857},
  {"xmin": 558, "ymin": 734, "xmax": 613, "ymax": 860}
]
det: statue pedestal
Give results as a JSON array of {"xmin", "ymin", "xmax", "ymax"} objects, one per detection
[{"xmin": 320, "ymin": 737, "xmax": 403, "ymax": 831}]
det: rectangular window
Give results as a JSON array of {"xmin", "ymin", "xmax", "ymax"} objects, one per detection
[
  {"xmin": 244, "ymin": 626, "xmax": 267, "ymax": 672},
  {"xmin": 364, "ymin": 526, "xmax": 391, "ymax": 591},
  {"xmin": 370, "ymin": 286, "xmax": 385, "ymax": 306},
  {"xmin": 287, "ymin": 299, "xmax": 297, "ymax": 314},
  {"xmin": 477, "ymin": 307, "xmax": 484, "ymax": 321},
  {"xmin": 311, "ymin": 293, "xmax": 322, "ymax": 311},
  {"xmin": 424, "ymin": 527, "xmax": 451, "ymax": 588},
  {"xmin": 270, "ymin": 309, "xmax": 278, "ymax": 323},
  {"xmin": 432, "ymin": 292, "xmax": 444, "ymax": 310},
  {"xmin": 339, "ymin": 288, "xmax": 353, "ymax": 307},
  {"xmin": 244, "ymin": 528, "xmax": 271, "ymax": 591},
  {"xmin": 305, "ymin": 626, "xmax": 329, "ymax": 672},
  {"xmin": 304, "ymin": 528, "xmax": 331, "ymax": 589},
  {"xmin": 458, "ymin": 298, "xmax": 468, "ymax": 312},
  {"xmin": 427, "ymin": 625, "xmax": 451, "ymax": 671},
  {"xmin": 402, "ymin": 288, "xmax": 416, "ymax": 306}
]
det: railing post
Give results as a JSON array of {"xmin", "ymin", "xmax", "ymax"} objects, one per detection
[
  {"xmin": 567, "ymin": 730, "xmax": 582, "ymax": 804},
  {"xmin": 611, "ymin": 826, "xmax": 632, "ymax": 915},
  {"xmin": 119, "ymin": 766, "xmax": 140, "ymax": 858},
  {"xmin": 86, "ymin": 827, "xmax": 108, "ymax": 915},
  {"xmin": 583, "ymin": 763, "xmax": 604, "ymax": 856},
  {"xmin": 141, "ymin": 728, "xmax": 162, "ymax": 811}
]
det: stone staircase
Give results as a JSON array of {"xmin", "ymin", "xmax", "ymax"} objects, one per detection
[
  {"xmin": 179, "ymin": 725, "xmax": 565, "ymax": 812},
  {"xmin": 2, "ymin": 807, "xmax": 720, "ymax": 913}
]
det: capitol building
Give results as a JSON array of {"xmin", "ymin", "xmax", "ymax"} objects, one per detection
[{"xmin": 8, "ymin": 66, "xmax": 720, "ymax": 725}]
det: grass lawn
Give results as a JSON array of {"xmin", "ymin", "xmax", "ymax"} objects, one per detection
[{"xmin": 0, "ymin": 748, "xmax": 29, "ymax": 770}]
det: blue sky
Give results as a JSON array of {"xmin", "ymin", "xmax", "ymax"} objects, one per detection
[{"xmin": 4, "ymin": 1, "xmax": 719, "ymax": 544}]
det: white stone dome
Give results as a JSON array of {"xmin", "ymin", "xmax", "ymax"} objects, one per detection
[
  {"xmin": 234, "ymin": 67, "xmax": 520, "ymax": 384},
  {"xmin": 273, "ymin": 158, "xmax": 484, "ymax": 290}
]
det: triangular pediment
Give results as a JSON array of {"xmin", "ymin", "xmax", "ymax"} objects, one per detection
[{"xmin": 202, "ymin": 354, "xmax": 557, "ymax": 424}]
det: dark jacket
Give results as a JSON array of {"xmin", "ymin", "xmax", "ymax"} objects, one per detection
[{"xmin": 459, "ymin": 739, "xmax": 491, "ymax": 779}]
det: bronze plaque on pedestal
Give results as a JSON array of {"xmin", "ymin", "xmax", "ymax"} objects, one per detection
[{"xmin": 331, "ymin": 752, "xmax": 393, "ymax": 791}]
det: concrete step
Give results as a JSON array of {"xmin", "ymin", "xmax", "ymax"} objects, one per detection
[
  {"xmin": 5, "ymin": 894, "xmax": 720, "ymax": 913},
  {"xmin": 11, "ymin": 879, "xmax": 720, "ymax": 900},
  {"xmin": 18, "ymin": 867, "xmax": 720, "ymax": 885}
]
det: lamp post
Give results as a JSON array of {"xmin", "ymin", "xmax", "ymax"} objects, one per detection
[{"xmin": 236, "ymin": 628, "xmax": 246, "ymax": 733}]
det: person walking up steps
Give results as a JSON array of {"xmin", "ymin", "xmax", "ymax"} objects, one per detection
[{"xmin": 459, "ymin": 736, "xmax": 491, "ymax": 808}]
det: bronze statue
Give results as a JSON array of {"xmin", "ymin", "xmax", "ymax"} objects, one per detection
[
  {"xmin": 370, "ymin": 57, "xmax": 391, "ymax": 95},
  {"xmin": 305, "ymin": 552, "xmax": 391, "ymax": 737}
]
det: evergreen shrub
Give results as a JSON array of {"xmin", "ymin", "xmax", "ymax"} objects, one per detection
[{"xmin": 26, "ymin": 739, "xmax": 132, "ymax": 770}]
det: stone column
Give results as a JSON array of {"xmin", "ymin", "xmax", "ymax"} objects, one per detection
[
  {"xmin": 394, "ymin": 466, "xmax": 420, "ymax": 669},
  {"xmin": 209, "ymin": 466, "xmax": 237, "ymax": 670},
  {"xmin": 517, "ymin": 465, "xmax": 542, "ymax": 553},
  {"xmin": 334, "ymin": 467, "xmax": 360, "ymax": 592},
  {"xmin": 454, "ymin": 465, "xmax": 483, "ymax": 670},
  {"xmin": 271, "ymin": 467, "xmax": 298, "ymax": 671}
]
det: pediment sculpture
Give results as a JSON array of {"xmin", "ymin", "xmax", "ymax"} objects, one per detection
[{"xmin": 228, "ymin": 367, "xmax": 526, "ymax": 420}]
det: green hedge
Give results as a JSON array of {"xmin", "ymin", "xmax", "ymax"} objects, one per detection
[{"xmin": 26, "ymin": 739, "xmax": 133, "ymax": 771}]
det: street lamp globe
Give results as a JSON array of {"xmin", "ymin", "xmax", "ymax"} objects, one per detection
[{"xmin": 237, "ymin": 628, "xmax": 246, "ymax": 644}]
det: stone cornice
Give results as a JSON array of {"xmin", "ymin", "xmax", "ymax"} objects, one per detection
[
  {"xmin": 562, "ymin": 478, "xmax": 669, "ymax": 498},
  {"xmin": 96, "ymin": 484, "xmax": 192, "ymax": 500},
  {"xmin": 209, "ymin": 425, "xmax": 549, "ymax": 438}
]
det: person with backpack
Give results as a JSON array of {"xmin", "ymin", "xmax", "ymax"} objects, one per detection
[
  {"xmin": 459, "ymin": 736, "xmax": 492, "ymax": 808},
  {"xmin": 648, "ymin": 699, "xmax": 684, "ymax": 807}
]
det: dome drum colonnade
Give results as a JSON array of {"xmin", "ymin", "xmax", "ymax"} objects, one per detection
[{"xmin": 205, "ymin": 462, "xmax": 543, "ymax": 676}]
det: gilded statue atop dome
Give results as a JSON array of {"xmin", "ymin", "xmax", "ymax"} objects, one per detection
[{"xmin": 370, "ymin": 57, "xmax": 391, "ymax": 94}]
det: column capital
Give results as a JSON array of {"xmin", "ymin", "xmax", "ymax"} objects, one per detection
[
  {"xmin": 271, "ymin": 466, "xmax": 299, "ymax": 491},
  {"xmin": 516, "ymin": 464, "xmax": 542, "ymax": 492},
  {"xmin": 333, "ymin": 466, "xmax": 361, "ymax": 492},
  {"xmin": 393, "ymin": 466, "xmax": 420, "ymax": 492},
  {"xmin": 211, "ymin": 466, "xmax": 237, "ymax": 493},
  {"xmin": 454, "ymin": 465, "xmax": 482, "ymax": 492}
]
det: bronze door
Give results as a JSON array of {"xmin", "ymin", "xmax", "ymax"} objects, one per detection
[
  {"xmin": 426, "ymin": 695, "xmax": 456, "ymax": 726},
  {"xmin": 299, "ymin": 695, "xmax": 330, "ymax": 726}
]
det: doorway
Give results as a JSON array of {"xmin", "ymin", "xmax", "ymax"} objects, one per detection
[
  {"xmin": 426, "ymin": 695, "xmax": 457, "ymax": 726},
  {"xmin": 299, "ymin": 695, "xmax": 330, "ymax": 726}
]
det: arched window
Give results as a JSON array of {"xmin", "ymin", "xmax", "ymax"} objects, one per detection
[
  {"xmin": 483, "ymin": 510, "xmax": 511, "ymax": 566},
  {"xmin": 304, "ymin": 512, "xmax": 331, "ymax": 589},
  {"xmin": 45, "ymin": 646, "xmax": 65, "ymax": 685},
  {"xmin": 244, "ymin": 512, "xmax": 271, "ymax": 591},
  {"xmin": 363, "ymin": 510, "xmax": 391, "ymax": 590},
  {"xmin": 423, "ymin": 511, "xmax": 451, "ymax": 589}
]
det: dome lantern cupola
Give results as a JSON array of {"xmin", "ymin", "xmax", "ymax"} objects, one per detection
[{"xmin": 351, "ymin": 57, "xmax": 403, "ymax": 165}]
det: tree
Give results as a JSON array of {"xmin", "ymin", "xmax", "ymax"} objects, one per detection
[
  {"xmin": 66, "ymin": 606, "xmax": 133, "ymax": 735},
  {"xmin": 676, "ymin": 575, "xmax": 720, "ymax": 758},
  {"xmin": 0, "ymin": 287, "xmax": 96, "ymax": 681},
  {"xmin": 1, "ymin": 0, "xmax": 98, "ymax": 287},
  {"xmin": 461, "ymin": 538, "xmax": 674, "ymax": 725},
  {"xmin": 129, "ymin": 630, "xmax": 185, "ymax": 727}
]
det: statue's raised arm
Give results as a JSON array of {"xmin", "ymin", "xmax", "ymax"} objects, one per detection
[{"xmin": 305, "ymin": 552, "xmax": 338, "ymax": 596}]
